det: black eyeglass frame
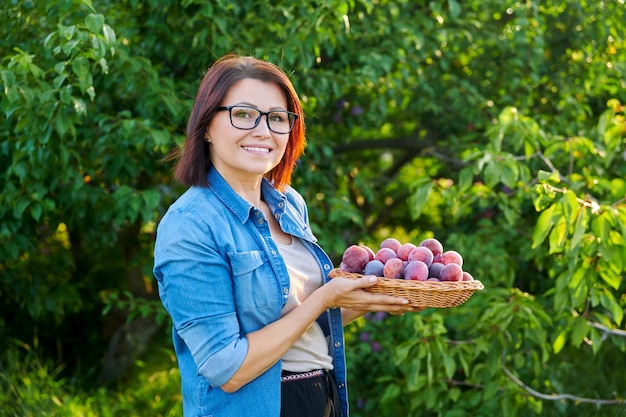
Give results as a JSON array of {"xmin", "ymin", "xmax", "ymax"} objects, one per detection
[{"xmin": 216, "ymin": 105, "xmax": 299, "ymax": 134}]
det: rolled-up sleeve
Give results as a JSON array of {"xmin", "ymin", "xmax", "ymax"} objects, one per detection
[{"xmin": 154, "ymin": 209, "xmax": 247, "ymax": 387}]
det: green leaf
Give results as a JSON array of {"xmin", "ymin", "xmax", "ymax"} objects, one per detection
[
  {"xmin": 443, "ymin": 355, "xmax": 455, "ymax": 379},
  {"xmin": 483, "ymin": 160, "xmax": 499, "ymax": 187},
  {"xmin": 86, "ymin": 86, "xmax": 96, "ymax": 101},
  {"xmin": 591, "ymin": 212, "xmax": 612, "ymax": 245},
  {"xmin": 78, "ymin": 0, "xmax": 96, "ymax": 13},
  {"xmin": 394, "ymin": 341, "xmax": 412, "ymax": 364},
  {"xmin": 448, "ymin": 0, "xmax": 461, "ymax": 19},
  {"xmin": 62, "ymin": 40, "xmax": 80, "ymax": 55},
  {"xmin": 31, "ymin": 204, "xmax": 42, "ymax": 221},
  {"xmin": 531, "ymin": 204, "xmax": 555, "ymax": 249},
  {"xmin": 12, "ymin": 162, "xmax": 28, "ymax": 181},
  {"xmin": 563, "ymin": 190, "xmax": 579, "ymax": 226},
  {"xmin": 599, "ymin": 290, "xmax": 623, "ymax": 324},
  {"xmin": 501, "ymin": 158, "xmax": 519, "ymax": 188},
  {"xmin": 14, "ymin": 199, "xmax": 29, "ymax": 218},
  {"xmin": 570, "ymin": 207, "xmax": 588, "ymax": 249},
  {"xmin": 484, "ymin": 381, "xmax": 499, "ymax": 401},
  {"xmin": 72, "ymin": 97, "xmax": 87, "ymax": 116},
  {"xmin": 141, "ymin": 189, "xmax": 160, "ymax": 210},
  {"xmin": 5, "ymin": 85, "xmax": 20, "ymax": 103},
  {"xmin": 458, "ymin": 166, "xmax": 474, "ymax": 192},
  {"xmin": 553, "ymin": 330, "xmax": 567, "ymax": 354},
  {"xmin": 60, "ymin": 85, "xmax": 72, "ymax": 103},
  {"xmin": 570, "ymin": 317, "xmax": 589, "ymax": 347},
  {"xmin": 448, "ymin": 387, "xmax": 461, "ymax": 403},
  {"xmin": 53, "ymin": 74, "xmax": 67, "ymax": 89},
  {"xmin": 567, "ymin": 267, "xmax": 586, "ymax": 291},
  {"xmin": 589, "ymin": 327, "xmax": 603, "ymax": 354},
  {"xmin": 1, "ymin": 70, "xmax": 16, "ymax": 89},
  {"xmin": 85, "ymin": 14, "xmax": 105, "ymax": 34},
  {"xmin": 598, "ymin": 268, "xmax": 621, "ymax": 291},
  {"xmin": 408, "ymin": 178, "xmax": 433, "ymax": 220},
  {"xmin": 537, "ymin": 170, "xmax": 552, "ymax": 182},
  {"xmin": 379, "ymin": 383, "xmax": 401, "ymax": 404},
  {"xmin": 548, "ymin": 217, "xmax": 567, "ymax": 254},
  {"xmin": 102, "ymin": 24, "xmax": 117, "ymax": 45},
  {"xmin": 71, "ymin": 57, "xmax": 93, "ymax": 94},
  {"xmin": 54, "ymin": 113, "xmax": 71, "ymax": 137}
]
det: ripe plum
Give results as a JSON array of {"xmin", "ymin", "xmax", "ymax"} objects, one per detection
[
  {"xmin": 439, "ymin": 263, "xmax": 463, "ymax": 282},
  {"xmin": 341, "ymin": 245, "xmax": 370, "ymax": 273},
  {"xmin": 374, "ymin": 247, "xmax": 399, "ymax": 264},
  {"xmin": 407, "ymin": 246, "xmax": 434, "ymax": 267},
  {"xmin": 404, "ymin": 260, "xmax": 429, "ymax": 281},
  {"xmin": 419, "ymin": 238, "xmax": 443, "ymax": 258},
  {"xmin": 428, "ymin": 262, "xmax": 444, "ymax": 278},
  {"xmin": 462, "ymin": 271, "xmax": 475, "ymax": 281},
  {"xmin": 397, "ymin": 243, "xmax": 417, "ymax": 261},
  {"xmin": 383, "ymin": 257, "xmax": 404, "ymax": 279},
  {"xmin": 380, "ymin": 237, "xmax": 401, "ymax": 252},
  {"xmin": 338, "ymin": 237, "xmax": 476, "ymax": 285},
  {"xmin": 440, "ymin": 250, "xmax": 463, "ymax": 267},
  {"xmin": 364, "ymin": 260, "xmax": 385, "ymax": 276},
  {"xmin": 360, "ymin": 245, "xmax": 376, "ymax": 261}
]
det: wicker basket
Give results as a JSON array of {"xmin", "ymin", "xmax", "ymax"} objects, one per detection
[{"xmin": 328, "ymin": 268, "xmax": 484, "ymax": 309}]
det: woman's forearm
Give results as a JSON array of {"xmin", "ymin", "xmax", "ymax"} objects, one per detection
[{"xmin": 221, "ymin": 287, "xmax": 331, "ymax": 392}]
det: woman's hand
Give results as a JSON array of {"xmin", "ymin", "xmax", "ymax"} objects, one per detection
[{"xmin": 322, "ymin": 275, "xmax": 414, "ymax": 314}]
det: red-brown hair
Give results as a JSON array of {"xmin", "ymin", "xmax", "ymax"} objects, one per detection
[{"xmin": 173, "ymin": 54, "xmax": 306, "ymax": 191}]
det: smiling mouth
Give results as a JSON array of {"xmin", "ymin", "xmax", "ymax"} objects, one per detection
[{"xmin": 243, "ymin": 146, "xmax": 271, "ymax": 153}]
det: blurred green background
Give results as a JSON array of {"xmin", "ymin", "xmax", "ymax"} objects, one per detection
[{"xmin": 1, "ymin": 1, "xmax": 625, "ymax": 416}]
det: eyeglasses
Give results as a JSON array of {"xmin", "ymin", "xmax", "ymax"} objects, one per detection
[{"xmin": 217, "ymin": 105, "xmax": 298, "ymax": 134}]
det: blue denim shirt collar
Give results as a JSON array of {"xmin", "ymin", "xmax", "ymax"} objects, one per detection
[
  {"xmin": 207, "ymin": 167, "xmax": 315, "ymax": 242},
  {"xmin": 207, "ymin": 167, "xmax": 263, "ymax": 224}
]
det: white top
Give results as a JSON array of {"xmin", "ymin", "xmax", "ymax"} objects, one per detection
[{"xmin": 277, "ymin": 236, "xmax": 334, "ymax": 372}]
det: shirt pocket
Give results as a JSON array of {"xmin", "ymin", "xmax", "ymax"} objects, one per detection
[{"xmin": 229, "ymin": 250, "xmax": 279, "ymax": 310}]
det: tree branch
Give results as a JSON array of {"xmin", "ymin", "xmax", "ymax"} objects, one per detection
[
  {"xmin": 500, "ymin": 352, "xmax": 626, "ymax": 406},
  {"xmin": 331, "ymin": 126, "xmax": 451, "ymax": 161},
  {"xmin": 588, "ymin": 321, "xmax": 626, "ymax": 338},
  {"xmin": 332, "ymin": 135, "xmax": 431, "ymax": 153}
]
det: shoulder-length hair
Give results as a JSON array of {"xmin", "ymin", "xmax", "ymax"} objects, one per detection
[{"xmin": 172, "ymin": 53, "xmax": 306, "ymax": 191}]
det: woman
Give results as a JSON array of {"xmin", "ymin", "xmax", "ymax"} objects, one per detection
[{"xmin": 153, "ymin": 54, "xmax": 412, "ymax": 417}]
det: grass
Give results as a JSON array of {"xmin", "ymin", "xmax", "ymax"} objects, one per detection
[{"xmin": 0, "ymin": 334, "xmax": 182, "ymax": 417}]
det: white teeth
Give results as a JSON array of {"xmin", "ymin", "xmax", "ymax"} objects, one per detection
[{"xmin": 243, "ymin": 146, "xmax": 270, "ymax": 153}]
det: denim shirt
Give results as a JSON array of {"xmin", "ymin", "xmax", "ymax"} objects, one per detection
[{"xmin": 153, "ymin": 167, "xmax": 349, "ymax": 417}]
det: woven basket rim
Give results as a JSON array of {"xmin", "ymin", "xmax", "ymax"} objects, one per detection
[{"xmin": 328, "ymin": 268, "xmax": 485, "ymax": 291}]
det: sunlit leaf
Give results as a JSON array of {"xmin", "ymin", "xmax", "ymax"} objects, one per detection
[
  {"xmin": 531, "ymin": 205, "xmax": 555, "ymax": 249},
  {"xmin": 553, "ymin": 330, "xmax": 567, "ymax": 354}
]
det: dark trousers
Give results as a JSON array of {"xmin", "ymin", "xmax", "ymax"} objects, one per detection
[{"xmin": 280, "ymin": 370, "xmax": 340, "ymax": 417}]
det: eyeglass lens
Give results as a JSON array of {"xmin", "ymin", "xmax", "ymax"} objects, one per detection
[{"xmin": 229, "ymin": 106, "xmax": 296, "ymax": 134}]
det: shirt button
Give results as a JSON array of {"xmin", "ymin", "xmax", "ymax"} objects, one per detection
[
  {"xmin": 257, "ymin": 219, "xmax": 264, "ymax": 225},
  {"xmin": 323, "ymin": 264, "xmax": 331, "ymax": 270},
  {"xmin": 283, "ymin": 288, "xmax": 289, "ymax": 295},
  {"xmin": 334, "ymin": 341, "xmax": 341, "ymax": 348},
  {"xmin": 278, "ymin": 202, "xmax": 284, "ymax": 208},
  {"xmin": 274, "ymin": 213, "xmax": 280, "ymax": 219},
  {"xmin": 271, "ymin": 250, "xmax": 277, "ymax": 256},
  {"xmin": 338, "ymin": 383, "xmax": 345, "ymax": 389}
]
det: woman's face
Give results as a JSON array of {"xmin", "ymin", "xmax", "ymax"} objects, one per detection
[{"xmin": 207, "ymin": 78, "xmax": 290, "ymax": 184}]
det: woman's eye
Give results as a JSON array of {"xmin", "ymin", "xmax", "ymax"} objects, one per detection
[
  {"xmin": 233, "ymin": 110, "xmax": 253, "ymax": 119},
  {"xmin": 269, "ymin": 112, "xmax": 286, "ymax": 122}
]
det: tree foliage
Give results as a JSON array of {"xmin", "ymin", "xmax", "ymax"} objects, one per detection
[{"xmin": 1, "ymin": 0, "xmax": 625, "ymax": 416}]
